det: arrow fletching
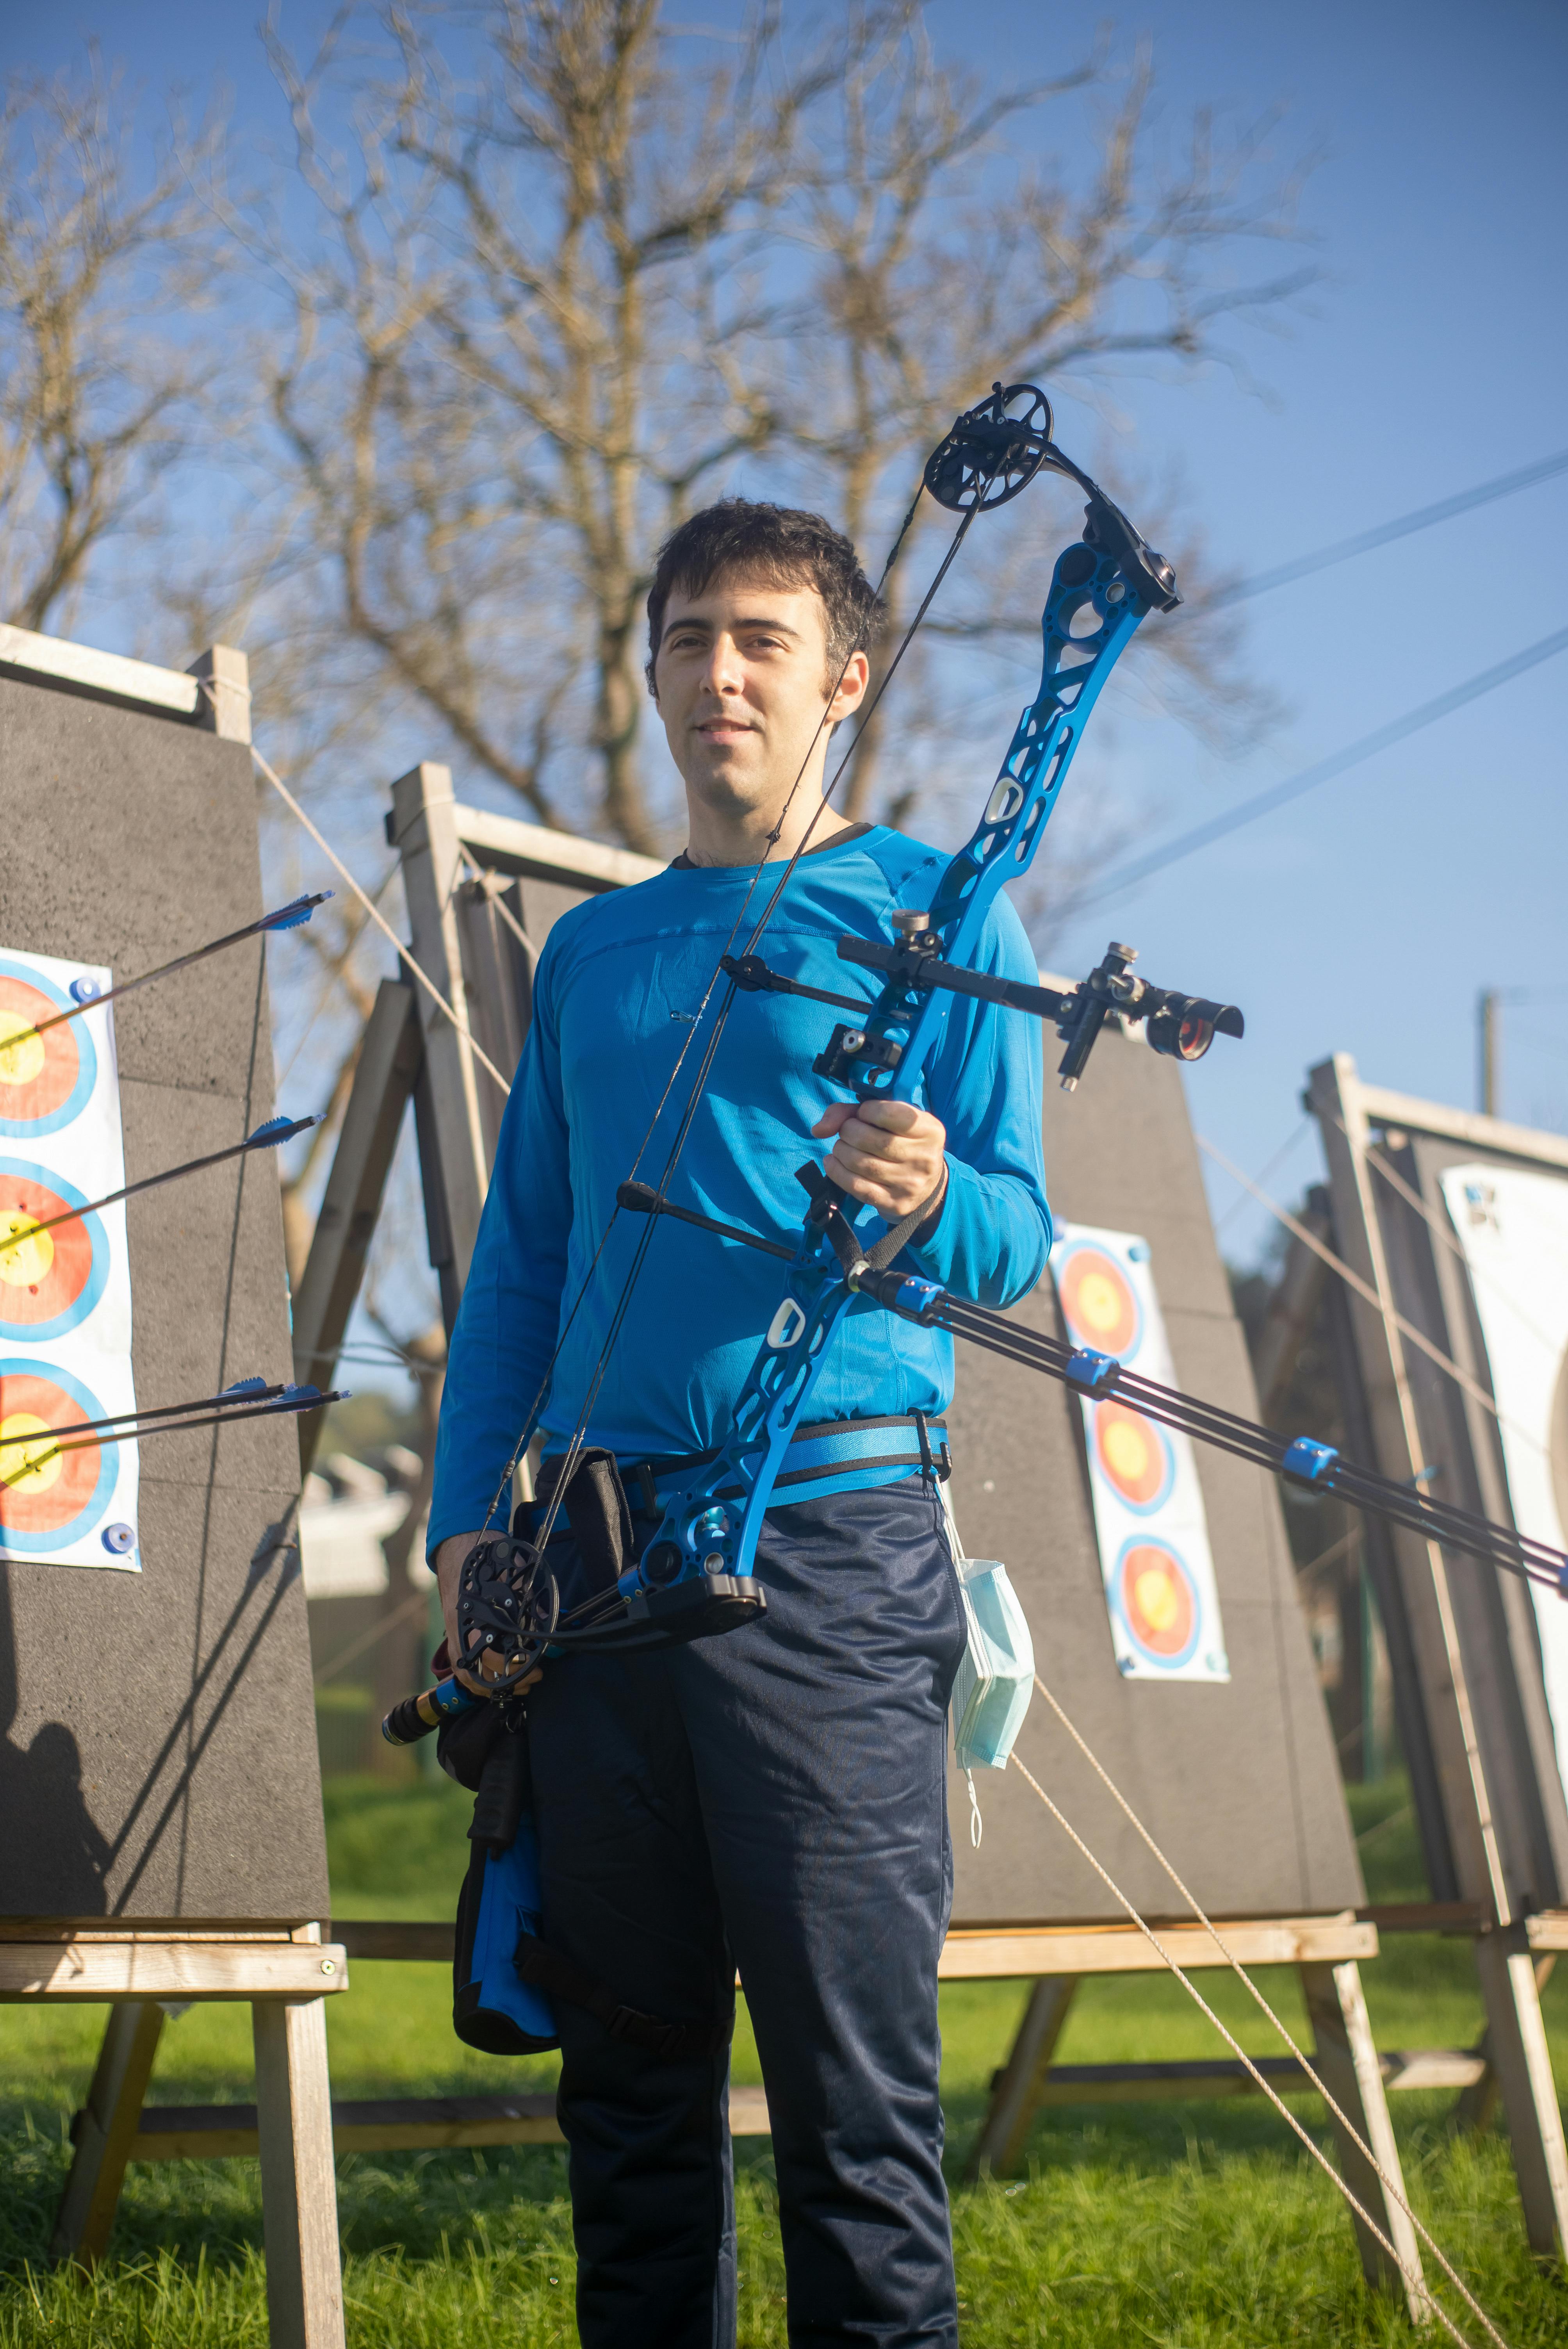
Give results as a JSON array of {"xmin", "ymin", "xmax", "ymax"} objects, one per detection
[
  {"xmin": 245, "ymin": 1114, "xmax": 323, "ymax": 1149},
  {"xmin": 260, "ymin": 891, "xmax": 333, "ymax": 932}
]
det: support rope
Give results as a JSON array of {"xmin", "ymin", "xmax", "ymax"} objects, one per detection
[
  {"xmin": 1013, "ymin": 1673, "xmax": 1515, "ymax": 2344},
  {"xmin": 1197, "ymin": 1134, "xmax": 1539, "ymax": 1447},
  {"xmin": 1007, "ymin": 1742, "xmax": 1501, "ymax": 2346},
  {"xmin": 228, "ymin": 715, "xmax": 513, "ymax": 1101}
]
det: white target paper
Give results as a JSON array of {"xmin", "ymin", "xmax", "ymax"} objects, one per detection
[
  {"xmin": 0, "ymin": 947, "xmax": 139, "ymax": 1570},
  {"xmin": 1438, "ymin": 1164, "xmax": 1568, "ymax": 1803},
  {"xmin": 1051, "ymin": 1223, "xmax": 1229, "ymax": 1682}
]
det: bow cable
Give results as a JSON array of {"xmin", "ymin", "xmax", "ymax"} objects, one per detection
[{"xmin": 472, "ymin": 463, "xmax": 1002, "ymax": 1556}]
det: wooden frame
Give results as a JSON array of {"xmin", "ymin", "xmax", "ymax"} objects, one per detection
[
  {"xmin": 83, "ymin": 1912, "xmax": 1429, "ymax": 2316},
  {"xmin": 1308, "ymin": 1052, "xmax": 1568, "ymax": 2256},
  {"xmin": 0, "ymin": 623, "xmax": 349, "ymax": 2347},
  {"xmin": 12, "ymin": 1925, "xmax": 349, "ymax": 2347}
]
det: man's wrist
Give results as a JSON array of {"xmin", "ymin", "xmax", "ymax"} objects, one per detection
[{"xmin": 909, "ymin": 1162, "xmax": 950, "ymax": 1249}]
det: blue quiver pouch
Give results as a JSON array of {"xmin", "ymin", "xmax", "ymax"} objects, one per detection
[
  {"xmin": 452, "ymin": 1727, "xmax": 559, "ymax": 2055},
  {"xmin": 449, "ymin": 1706, "xmax": 727, "ymax": 2063},
  {"xmin": 454, "ymin": 1818, "xmax": 559, "ymax": 2055}
]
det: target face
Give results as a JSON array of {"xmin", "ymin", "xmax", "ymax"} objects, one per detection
[
  {"xmin": 0, "ymin": 1360, "xmax": 114, "ymax": 1551},
  {"xmin": 0, "ymin": 962, "xmax": 96, "ymax": 1138},
  {"xmin": 0, "ymin": 1159, "xmax": 108, "ymax": 1340},
  {"xmin": 1093, "ymin": 1400, "xmax": 1175, "ymax": 1513},
  {"xmin": 1057, "ymin": 1243, "xmax": 1142, "ymax": 1359},
  {"xmin": 1114, "ymin": 1538, "xmax": 1200, "ymax": 1669}
]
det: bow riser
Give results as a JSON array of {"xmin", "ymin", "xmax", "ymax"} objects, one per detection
[
  {"xmin": 823, "ymin": 544, "xmax": 1146, "ymax": 1106},
  {"xmin": 636, "ymin": 534, "xmax": 1159, "ymax": 1592}
]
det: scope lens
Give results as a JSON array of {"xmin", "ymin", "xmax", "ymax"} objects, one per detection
[{"xmin": 1145, "ymin": 1004, "xmax": 1214, "ymax": 1062}]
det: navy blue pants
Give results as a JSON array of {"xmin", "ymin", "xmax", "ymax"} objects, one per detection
[{"xmin": 527, "ymin": 1479, "xmax": 966, "ymax": 2349}]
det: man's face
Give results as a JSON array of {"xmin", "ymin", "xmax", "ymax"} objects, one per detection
[{"xmin": 651, "ymin": 571, "xmax": 868, "ymax": 818}]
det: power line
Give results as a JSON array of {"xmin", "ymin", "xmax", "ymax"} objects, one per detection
[
  {"xmin": 1202, "ymin": 445, "xmax": 1568, "ymax": 610},
  {"xmin": 1066, "ymin": 622, "xmax": 1568, "ymax": 913},
  {"xmin": 926, "ymin": 444, "xmax": 1568, "ymax": 643}
]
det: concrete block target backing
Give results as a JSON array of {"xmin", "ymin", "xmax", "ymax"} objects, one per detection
[
  {"xmin": 946, "ymin": 1024, "xmax": 1360, "ymax": 1924},
  {"xmin": 0, "ymin": 671, "xmax": 328, "ymax": 1923},
  {"xmin": 470, "ymin": 873, "xmax": 1361, "ymax": 1929}
]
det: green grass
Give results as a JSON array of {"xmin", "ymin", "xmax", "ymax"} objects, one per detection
[{"xmin": 3, "ymin": 1773, "xmax": 1568, "ymax": 2342}]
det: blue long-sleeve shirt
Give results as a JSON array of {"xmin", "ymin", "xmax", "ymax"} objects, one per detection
[{"xmin": 428, "ymin": 825, "xmax": 1051, "ymax": 1550}]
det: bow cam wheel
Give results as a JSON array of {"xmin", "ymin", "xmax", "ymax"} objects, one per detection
[
  {"xmin": 924, "ymin": 382, "xmax": 1054, "ymax": 513},
  {"xmin": 456, "ymin": 1533, "xmax": 559, "ymax": 1691}
]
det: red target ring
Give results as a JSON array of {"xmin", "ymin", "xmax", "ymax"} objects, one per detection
[
  {"xmin": 0, "ymin": 1169, "xmax": 94, "ymax": 1328},
  {"xmin": 1116, "ymin": 1540, "xmax": 1199, "ymax": 1665},
  {"xmin": 0, "ymin": 1369, "xmax": 103, "ymax": 1537},
  {"xmin": 1094, "ymin": 1401, "xmax": 1174, "ymax": 1511},
  {"xmin": 0, "ymin": 975, "xmax": 84, "ymax": 1126},
  {"xmin": 1058, "ymin": 1244, "xmax": 1141, "ymax": 1358}
]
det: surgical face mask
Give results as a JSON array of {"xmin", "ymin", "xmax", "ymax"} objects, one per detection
[{"xmin": 951, "ymin": 1556, "xmax": 1035, "ymax": 1773}]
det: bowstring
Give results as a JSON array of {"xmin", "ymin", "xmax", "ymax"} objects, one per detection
[
  {"xmin": 470, "ymin": 477, "xmax": 935, "ymax": 1553},
  {"xmin": 521, "ymin": 463, "xmax": 1005, "ymax": 1559}
]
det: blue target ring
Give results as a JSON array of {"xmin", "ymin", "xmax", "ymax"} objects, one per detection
[
  {"xmin": 0, "ymin": 958, "xmax": 99, "ymax": 1139},
  {"xmin": 0, "ymin": 1158, "xmax": 109, "ymax": 1339},
  {"xmin": 0, "ymin": 1356, "xmax": 117, "ymax": 1553}
]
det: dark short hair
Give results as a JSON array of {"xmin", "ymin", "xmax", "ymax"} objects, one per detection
[{"xmin": 645, "ymin": 499, "xmax": 884, "ymax": 695}]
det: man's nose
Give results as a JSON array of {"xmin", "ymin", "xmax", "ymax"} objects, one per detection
[{"xmin": 702, "ymin": 634, "xmax": 746, "ymax": 695}]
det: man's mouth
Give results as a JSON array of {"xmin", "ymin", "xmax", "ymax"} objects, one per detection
[{"xmin": 697, "ymin": 718, "xmax": 755, "ymax": 738}]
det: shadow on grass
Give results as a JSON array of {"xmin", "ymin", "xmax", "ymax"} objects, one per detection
[
  {"xmin": 5, "ymin": 2104, "xmax": 1563, "ymax": 2349},
  {"xmin": 5, "ymin": 1775, "xmax": 1565, "ymax": 2343}
]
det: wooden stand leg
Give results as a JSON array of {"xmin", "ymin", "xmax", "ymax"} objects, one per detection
[
  {"xmin": 964, "ymin": 1976, "xmax": 1077, "ymax": 2182},
  {"xmin": 50, "ymin": 2001, "xmax": 167, "ymax": 2267},
  {"xmin": 1473, "ymin": 1939, "xmax": 1568, "ymax": 2260},
  {"xmin": 1454, "ymin": 1953, "xmax": 1554, "ymax": 2141},
  {"xmin": 1300, "ymin": 1960, "xmax": 1430, "ymax": 2320},
  {"xmin": 253, "ymin": 1999, "xmax": 345, "ymax": 2349}
]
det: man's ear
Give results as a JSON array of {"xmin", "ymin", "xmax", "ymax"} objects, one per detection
[{"xmin": 828, "ymin": 648, "xmax": 871, "ymax": 724}]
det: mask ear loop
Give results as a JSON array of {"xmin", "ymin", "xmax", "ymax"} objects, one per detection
[{"xmin": 966, "ymin": 1769, "xmax": 983, "ymax": 1849}]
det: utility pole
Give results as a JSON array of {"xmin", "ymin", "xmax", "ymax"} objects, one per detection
[{"xmin": 1478, "ymin": 987, "xmax": 1500, "ymax": 1117}]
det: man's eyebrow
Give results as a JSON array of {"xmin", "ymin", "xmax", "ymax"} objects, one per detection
[{"xmin": 665, "ymin": 613, "xmax": 804, "ymax": 641}]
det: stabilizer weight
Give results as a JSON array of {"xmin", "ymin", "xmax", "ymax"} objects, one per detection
[{"xmin": 382, "ymin": 1677, "xmax": 477, "ymax": 1745}]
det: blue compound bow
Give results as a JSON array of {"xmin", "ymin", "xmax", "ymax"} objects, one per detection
[
  {"xmin": 622, "ymin": 402, "xmax": 1183, "ymax": 1606},
  {"xmin": 382, "ymin": 378, "xmax": 1568, "ymax": 1753},
  {"xmin": 415, "ymin": 380, "xmax": 1259, "ymax": 1706}
]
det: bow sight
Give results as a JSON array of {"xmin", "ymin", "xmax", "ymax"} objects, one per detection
[{"xmin": 724, "ymin": 933, "xmax": 1243, "ymax": 1096}]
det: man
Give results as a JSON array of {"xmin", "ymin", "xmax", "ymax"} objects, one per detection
[{"xmin": 429, "ymin": 499, "xmax": 1049, "ymax": 2346}]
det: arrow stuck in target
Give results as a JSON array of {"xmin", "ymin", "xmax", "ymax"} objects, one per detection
[
  {"xmin": 0, "ymin": 1378, "xmax": 346, "ymax": 1488},
  {"xmin": 0, "ymin": 893, "xmax": 333, "ymax": 1056},
  {"xmin": 0, "ymin": 1113, "xmax": 323, "ymax": 1260}
]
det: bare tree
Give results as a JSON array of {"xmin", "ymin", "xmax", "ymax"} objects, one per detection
[
  {"xmin": 235, "ymin": 6, "xmax": 1311, "ymax": 855},
  {"xmin": 774, "ymin": 30, "xmax": 1311, "ymax": 816},
  {"xmin": 248, "ymin": 0, "xmax": 869, "ymax": 852},
  {"xmin": 0, "ymin": 57, "xmax": 224, "ymax": 635}
]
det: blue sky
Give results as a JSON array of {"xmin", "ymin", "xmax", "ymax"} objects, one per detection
[{"xmin": 7, "ymin": 0, "xmax": 1567, "ymax": 1278}]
